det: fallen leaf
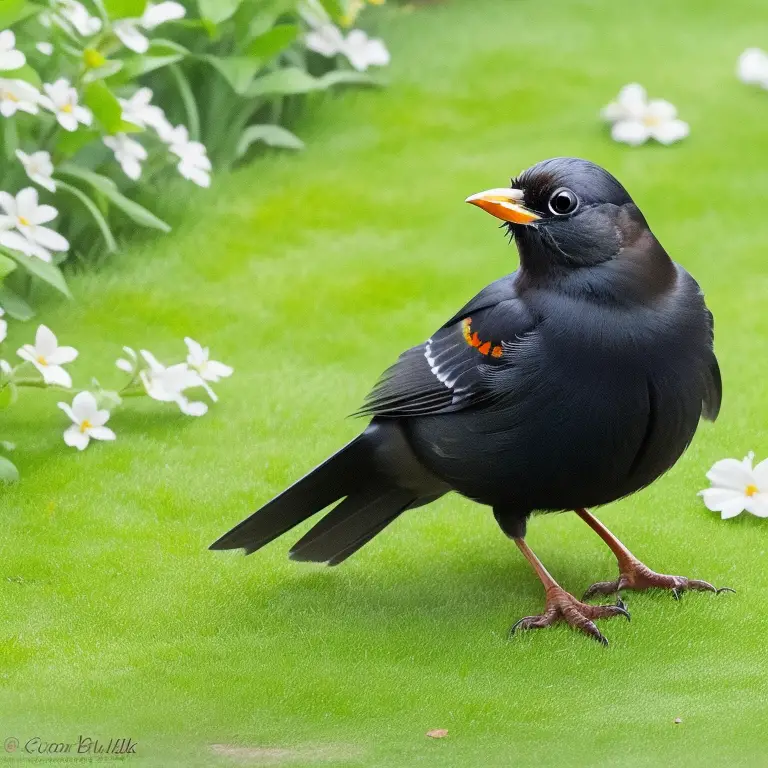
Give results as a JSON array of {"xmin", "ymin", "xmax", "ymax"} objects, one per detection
[{"xmin": 426, "ymin": 729, "xmax": 449, "ymax": 739}]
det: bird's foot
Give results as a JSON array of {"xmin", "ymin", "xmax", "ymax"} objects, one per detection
[
  {"xmin": 583, "ymin": 558, "xmax": 735, "ymax": 601},
  {"xmin": 509, "ymin": 586, "xmax": 629, "ymax": 645}
]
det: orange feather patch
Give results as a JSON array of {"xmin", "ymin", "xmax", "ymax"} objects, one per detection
[{"xmin": 461, "ymin": 318, "xmax": 502, "ymax": 358}]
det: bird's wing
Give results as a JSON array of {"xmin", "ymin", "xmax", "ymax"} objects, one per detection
[
  {"xmin": 701, "ymin": 308, "xmax": 722, "ymax": 422},
  {"xmin": 357, "ymin": 277, "xmax": 537, "ymax": 418}
]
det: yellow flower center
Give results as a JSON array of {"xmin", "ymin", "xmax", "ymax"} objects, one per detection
[
  {"xmin": 5, "ymin": 91, "xmax": 18, "ymax": 102},
  {"xmin": 36, "ymin": 355, "xmax": 48, "ymax": 366},
  {"xmin": 18, "ymin": 215, "xmax": 31, "ymax": 226},
  {"xmin": 745, "ymin": 484, "xmax": 759, "ymax": 497},
  {"xmin": 79, "ymin": 419, "xmax": 92, "ymax": 434},
  {"xmin": 61, "ymin": 103, "xmax": 73, "ymax": 113},
  {"xmin": 643, "ymin": 114, "xmax": 662, "ymax": 127}
]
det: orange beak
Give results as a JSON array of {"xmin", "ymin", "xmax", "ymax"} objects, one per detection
[{"xmin": 465, "ymin": 187, "xmax": 540, "ymax": 225}]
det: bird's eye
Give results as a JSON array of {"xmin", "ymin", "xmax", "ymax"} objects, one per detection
[{"xmin": 548, "ymin": 188, "xmax": 579, "ymax": 216}]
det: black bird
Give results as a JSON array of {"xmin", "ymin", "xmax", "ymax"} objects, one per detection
[{"xmin": 211, "ymin": 157, "xmax": 730, "ymax": 644}]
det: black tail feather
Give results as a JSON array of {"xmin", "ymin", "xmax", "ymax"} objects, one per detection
[
  {"xmin": 326, "ymin": 512, "xmax": 405, "ymax": 566},
  {"xmin": 289, "ymin": 486, "xmax": 415, "ymax": 564},
  {"xmin": 209, "ymin": 435, "xmax": 368, "ymax": 554}
]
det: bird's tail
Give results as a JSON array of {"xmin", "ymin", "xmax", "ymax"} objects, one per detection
[{"xmin": 209, "ymin": 432, "xmax": 417, "ymax": 564}]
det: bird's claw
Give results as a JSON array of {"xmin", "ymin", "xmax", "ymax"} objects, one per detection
[
  {"xmin": 509, "ymin": 586, "xmax": 628, "ymax": 645},
  {"xmin": 584, "ymin": 559, "xmax": 733, "ymax": 602}
]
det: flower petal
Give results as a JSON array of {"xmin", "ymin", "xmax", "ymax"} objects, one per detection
[
  {"xmin": 57, "ymin": 400, "xmax": 77, "ymax": 423},
  {"xmin": 116, "ymin": 358, "xmax": 133, "ymax": 373},
  {"xmin": 611, "ymin": 119, "xmax": 649, "ymax": 146},
  {"xmin": 650, "ymin": 119, "xmax": 689, "ymax": 145},
  {"xmin": 178, "ymin": 397, "xmax": 207, "ymax": 417},
  {"xmin": 71, "ymin": 391, "xmax": 98, "ymax": 420},
  {"xmin": 63, "ymin": 424, "xmax": 89, "ymax": 450},
  {"xmin": 750, "ymin": 457, "xmax": 768, "ymax": 489},
  {"xmin": 700, "ymin": 487, "xmax": 744, "ymax": 512},
  {"xmin": 46, "ymin": 345, "xmax": 78, "ymax": 365},
  {"xmin": 114, "ymin": 20, "xmax": 149, "ymax": 53},
  {"xmin": 42, "ymin": 364, "xmax": 72, "ymax": 388},
  {"xmin": 88, "ymin": 425, "xmax": 116, "ymax": 442},
  {"xmin": 206, "ymin": 360, "xmax": 233, "ymax": 379},
  {"xmin": 706, "ymin": 457, "xmax": 756, "ymax": 490},
  {"xmin": 745, "ymin": 494, "xmax": 768, "ymax": 518},
  {"xmin": 32, "ymin": 204, "xmax": 58, "ymax": 225},
  {"xmin": 35, "ymin": 324, "xmax": 58, "ymax": 356},
  {"xmin": 646, "ymin": 99, "xmax": 677, "ymax": 122}
]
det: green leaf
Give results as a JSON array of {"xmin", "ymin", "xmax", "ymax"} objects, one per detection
[
  {"xmin": 197, "ymin": 0, "xmax": 242, "ymax": 24},
  {"xmin": 203, "ymin": 54, "xmax": 264, "ymax": 94},
  {"xmin": 168, "ymin": 64, "xmax": 200, "ymax": 141},
  {"xmin": 237, "ymin": 124, "xmax": 304, "ymax": 157},
  {"xmin": 3, "ymin": 250, "xmax": 71, "ymax": 298},
  {"xmin": 0, "ymin": 0, "xmax": 40, "ymax": 28},
  {"xmin": 244, "ymin": 0, "xmax": 293, "ymax": 40},
  {"xmin": 317, "ymin": 0, "xmax": 342, "ymax": 21},
  {"xmin": 0, "ymin": 385, "xmax": 17, "ymax": 410},
  {"xmin": 111, "ymin": 42, "xmax": 189, "ymax": 82},
  {"xmin": 55, "ymin": 179, "xmax": 118, "ymax": 253},
  {"xmin": 0, "ymin": 455, "xmax": 19, "ymax": 484},
  {"xmin": 316, "ymin": 70, "xmax": 383, "ymax": 89},
  {"xmin": 2, "ymin": 63, "xmax": 42, "ymax": 88},
  {"xmin": 83, "ymin": 59, "xmax": 125, "ymax": 83},
  {"xmin": 104, "ymin": 0, "xmax": 147, "ymax": 18},
  {"xmin": 247, "ymin": 67, "xmax": 318, "ymax": 97},
  {"xmin": 3, "ymin": 117, "xmax": 18, "ymax": 161},
  {"xmin": 120, "ymin": 53, "xmax": 185, "ymax": 79},
  {"xmin": 57, "ymin": 166, "xmax": 171, "ymax": 233},
  {"xmin": 56, "ymin": 128, "xmax": 101, "ymax": 158},
  {"xmin": 84, "ymin": 81, "xmax": 124, "ymax": 134},
  {"xmin": 0, "ymin": 285, "xmax": 34, "ymax": 321},
  {"xmin": 246, "ymin": 24, "xmax": 298, "ymax": 60},
  {"xmin": 0, "ymin": 254, "xmax": 16, "ymax": 279}
]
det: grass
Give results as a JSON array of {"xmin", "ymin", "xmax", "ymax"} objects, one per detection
[{"xmin": 2, "ymin": 0, "xmax": 768, "ymax": 765}]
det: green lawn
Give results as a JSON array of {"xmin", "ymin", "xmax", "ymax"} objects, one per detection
[{"xmin": 3, "ymin": 0, "xmax": 768, "ymax": 765}]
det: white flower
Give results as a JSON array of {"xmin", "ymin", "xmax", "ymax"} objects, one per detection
[
  {"xmin": 142, "ymin": 1, "xmax": 186, "ymax": 29},
  {"xmin": 184, "ymin": 337, "xmax": 233, "ymax": 402},
  {"xmin": 0, "ymin": 30, "xmax": 25, "ymax": 71},
  {"xmin": 118, "ymin": 87, "xmax": 172, "ymax": 139},
  {"xmin": 601, "ymin": 83, "xmax": 647, "ymax": 123},
  {"xmin": 304, "ymin": 24, "xmax": 389, "ymax": 71},
  {"xmin": 58, "ymin": 391, "xmax": 115, "ymax": 451},
  {"xmin": 305, "ymin": 24, "xmax": 346, "ymax": 57},
  {"xmin": 54, "ymin": 0, "xmax": 102, "ymax": 36},
  {"xmin": 0, "ymin": 78, "xmax": 41, "ymax": 117},
  {"xmin": 113, "ymin": 19, "xmax": 149, "ymax": 54},
  {"xmin": 36, "ymin": 42, "xmax": 54, "ymax": 56},
  {"xmin": 139, "ymin": 350, "xmax": 208, "ymax": 416},
  {"xmin": 17, "ymin": 324, "xmax": 78, "ymax": 387},
  {"xmin": 114, "ymin": 1, "xmax": 186, "ymax": 53},
  {"xmin": 0, "ymin": 187, "xmax": 69, "ymax": 263},
  {"xmin": 0, "ymin": 359, "xmax": 11, "ymax": 375},
  {"xmin": 737, "ymin": 48, "xmax": 768, "ymax": 89},
  {"xmin": 41, "ymin": 78, "xmax": 92, "ymax": 132},
  {"xmin": 16, "ymin": 150, "xmax": 56, "ymax": 193},
  {"xmin": 699, "ymin": 452, "xmax": 768, "ymax": 519},
  {"xmin": 103, "ymin": 133, "xmax": 147, "ymax": 181},
  {"xmin": 342, "ymin": 29, "xmax": 390, "ymax": 71},
  {"xmin": 602, "ymin": 84, "xmax": 689, "ymax": 146},
  {"xmin": 116, "ymin": 345, "xmax": 137, "ymax": 373},
  {"xmin": 0, "ymin": 307, "xmax": 6, "ymax": 344},
  {"xmin": 167, "ymin": 126, "xmax": 212, "ymax": 188}
]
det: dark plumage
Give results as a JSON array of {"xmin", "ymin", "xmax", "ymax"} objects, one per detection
[{"xmin": 212, "ymin": 157, "xmax": 729, "ymax": 643}]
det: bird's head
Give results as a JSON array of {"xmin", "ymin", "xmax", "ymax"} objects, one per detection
[{"xmin": 466, "ymin": 157, "xmax": 648, "ymax": 277}]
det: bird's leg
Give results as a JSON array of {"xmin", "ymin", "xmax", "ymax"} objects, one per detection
[
  {"xmin": 575, "ymin": 508, "xmax": 734, "ymax": 600},
  {"xmin": 510, "ymin": 537, "xmax": 629, "ymax": 645}
]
